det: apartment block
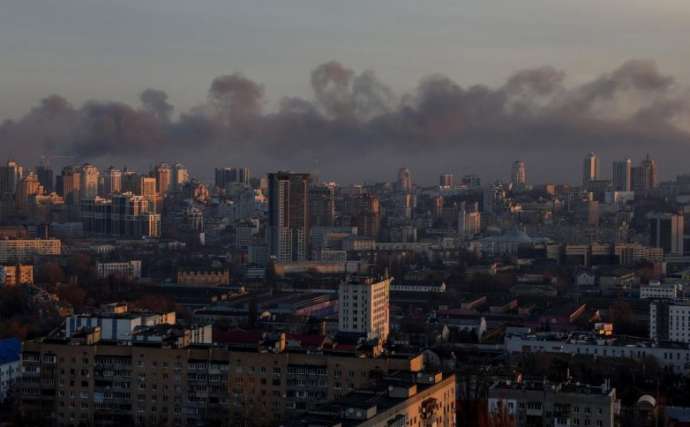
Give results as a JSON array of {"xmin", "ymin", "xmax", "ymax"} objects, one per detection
[
  {"xmin": 338, "ymin": 276, "xmax": 391, "ymax": 343},
  {"xmin": 488, "ymin": 380, "xmax": 617, "ymax": 427},
  {"xmin": 0, "ymin": 264, "xmax": 34, "ymax": 286},
  {"xmin": 96, "ymin": 261, "xmax": 142, "ymax": 280},
  {"xmin": 19, "ymin": 332, "xmax": 423, "ymax": 427},
  {"xmin": 0, "ymin": 239, "xmax": 61, "ymax": 263}
]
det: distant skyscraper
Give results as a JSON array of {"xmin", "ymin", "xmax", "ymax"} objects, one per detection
[
  {"xmin": 172, "ymin": 163, "xmax": 190, "ymax": 191},
  {"xmin": 648, "ymin": 211, "xmax": 683, "ymax": 255},
  {"xmin": 631, "ymin": 155, "xmax": 657, "ymax": 193},
  {"xmin": 59, "ymin": 166, "xmax": 80, "ymax": 205},
  {"xmin": 583, "ymin": 152, "xmax": 599, "ymax": 186},
  {"xmin": 458, "ymin": 201, "xmax": 481, "ymax": 238},
  {"xmin": 268, "ymin": 172, "xmax": 310, "ymax": 262},
  {"xmin": 15, "ymin": 173, "xmax": 43, "ymax": 211},
  {"xmin": 640, "ymin": 154, "xmax": 657, "ymax": 190},
  {"xmin": 352, "ymin": 193, "xmax": 381, "ymax": 239},
  {"xmin": 397, "ymin": 168, "xmax": 412, "ymax": 193},
  {"xmin": 611, "ymin": 159, "xmax": 632, "ymax": 192},
  {"xmin": 439, "ymin": 174, "xmax": 454, "ymax": 188},
  {"xmin": 0, "ymin": 161, "xmax": 23, "ymax": 195},
  {"xmin": 103, "ymin": 167, "xmax": 122, "ymax": 195},
  {"xmin": 79, "ymin": 164, "xmax": 100, "ymax": 200},
  {"xmin": 309, "ymin": 184, "xmax": 335, "ymax": 227},
  {"xmin": 215, "ymin": 167, "xmax": 250, "ymax": 189},
  {"xmin": 35, "ymin": 165, "xmax": 54, "ymax": 194},
  {"xmin": 154, "ymin": 163, "xmax": 172, "ymax": 196},
  {"xmin": 511, "ymin": 160, "xmax": 526, "ymax": 187},
  {"xmin": 139, "ymin": 176, "xmax": 157, "ymax": 197},
  {"xmin": 121, "ymin": 169, "xmax": 139, "ymax": 194},
  {"xmin": 461, "ymin": 174, "xmax": 481, "ymax": 188}
]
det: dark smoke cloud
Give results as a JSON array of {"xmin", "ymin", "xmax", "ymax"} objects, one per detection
[
  {"xmin": 1, "ymin": 59, "xmax": 690, "ymax": 183},
  {"xmin": 140, "ymin": 89, "xmax": 174, "ymax": 122}
]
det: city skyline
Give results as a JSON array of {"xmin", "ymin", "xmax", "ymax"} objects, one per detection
[{"xmin": 2, "ymin": 58, "xmax": 690, "ymax": 184}]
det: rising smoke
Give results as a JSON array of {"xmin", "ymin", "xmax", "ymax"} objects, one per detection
[{"xmin": 1, "ymin": 59, "xmax": 690, "ymax": 183}]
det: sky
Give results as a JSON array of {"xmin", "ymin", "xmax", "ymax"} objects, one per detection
[{"xmin": 3, "ymin": 0, "xmax": 690, "ymax": 184}]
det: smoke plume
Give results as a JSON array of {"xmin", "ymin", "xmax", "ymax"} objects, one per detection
[{"xmin": 1, "ymin": 59, "xmax": 690, "ymax": 183}]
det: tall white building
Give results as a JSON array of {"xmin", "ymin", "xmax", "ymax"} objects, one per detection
[
  {"xmin": 458, "ymin": 201, "xmax": 481, "ymax": 238},
  {"xmin": 338, "ymin": 276, "xmax": 391, "ymax": 343},
  {"xmin": 583, "ymin": 152, "xmax": 599, "ymax": 186},
  {"xmin": 79, "ymin": 163, "xmax": 100, "ymax": 200},
  {"xmin": 611, "ymin": 159, "xmax": 632, "ymax": 192},
  {"xmin": 397, "ymin": 168, "xmax": 412, "ymax": 193},
  {"xmin": 650, "ymin": 301, "xmax": 690, "ymax": 343},
  {"xmin": 172, "ymin": 163, "xmax": 190, "ymax": 191},
  {"xmin": 103, "ymin": 167, "xmax": 122, "ymax": 195},
  {"xmin": 511, "ymin": 160, "xmax": 526, "ymax": 188}
]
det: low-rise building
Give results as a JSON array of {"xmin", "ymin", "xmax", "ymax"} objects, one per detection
[
  {"xmin": 65, "ymin": 304, "xmax": 176, "ymax": 341},
  {"xmin": 96, "ymin": 260, "xmax": 142, "ymax": 280},
  {"xmin": 505, "ymin": 331, "xmax": 690, "ymax": 374},
  {"xmin": 290, "ymin": 371, "xmax": 456, "ymax": 427},
  {"xmin": 0, "ymin": 264, "xmax": 33, "ymax": 286},
  {"xmin": 488, "ymin": 379, "xmax": 617, "ymax": 427},
  {"xmin": 640, "ymin": 281, "xmax": 681, "ymax": 300},
  {"xmin": 176, "ymin": 268, "xmax": 230, "ymax": 286},
  {"xmin": 0, "ymin": 238, "xmax": 61, "ymax": 263}
]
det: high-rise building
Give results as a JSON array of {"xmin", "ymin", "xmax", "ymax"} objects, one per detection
[
  {"xmin": 641, "ymin": 153, "xmax": 657, "ymax": 188},
  {"xmin": 648, "ymin": 211, "xmax": 684, "ymax": 255},
  {"xmin": 458, "ymin": 201, "xmax": 481, "ymax": 238},
  {"xmin": 79, "ymin": 163, "xmax": 100, "ymax": 200},
  {"xmin": 102, "ymin": 166, "xmax": 122, "ymax": 196},
  {"xmin": 633, "ymin": 154, "xmax": 657, "ymax": 192},
  {"xmin": 338, "ymin": 276, "xmax": 390, "ymax": 342},
  {"xmin": 511, "ymin": 160, "xmax": 526, "ymax": 188},
  {"xmin": 15, "ymin": 173, "xmax": 43, "ymax": 211},
  {"xmin": 309, "ymin": 184, "xmax": 335, "ymax": 227},
  {"xmin": 172, "ymin": 163, "xmax": 190, "ymax": 191},
  {"xmin": 583, "ymin": 152, "xmax": 599, "ymax": 186},
  {"xmin": 139, "ymin": 176, "xmax": 157, "ymax": 197},
  {"xmin": 439, "ymin": 173, "xmax": 454, "ymax": 188},
  {"xmin": 397, "ymin": 168, "xmax": 412, "ymax": 193},
  {"xmin": 35, "ymin": 165, "xmax": 54, "ymax": 194},
  {"xmin": 214, "ymin": 167, "xmax": 250, "ymax": 189},
  {"xmin": 268, "ymin": 172, "xmax": 310, "ymax": 262},
  {"xmin": 121, "ymin": 169, "xmax": 139, "ymax": 193},
  {"xmin": 0, "ymin": 161, "xmax": 23, "ymax": 195},
  {"xmin": 58, "ymin": 166, "xmax": 80, "ymax": 205},
  {"xmin": 80, "ymin": 193, "xmax": 160, "ymax": 238},
  {"xmin": 461, "ymin": 174, "xmax": 481, "ymax": 188},
  {"xmin": 352, "ymin": 193, "xmax": 381, "ymax": 239},
  {"xmin": 611, "ymin": 159, "xmax": 632, "ymax": 191},
  {"xmin": 650, "ymin": 301, "xmax": 690, "ymax": 343},
  {"xmin": 154, "ymin": 163, "xmax": 172, "ymax": 196}
]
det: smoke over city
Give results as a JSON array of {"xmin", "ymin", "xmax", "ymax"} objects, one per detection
[{"xmin": 2, "ymin": 59, "xmax": 690, "ymax": 183}]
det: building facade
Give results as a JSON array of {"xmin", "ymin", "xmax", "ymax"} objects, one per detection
[
  {"xmin": 267, "ymin": 172, "xmax": 310, "ymax": 263},
  {"xmin": 20, "ymin": 332, "xmax": 423, "ymax": 427},
  {"xmin": 0, "ymin": 239, "xmax": 61, "ymax": 263},
  {"xmin": 338, "ymin": 276, "xmax": 391, "ymax": 342}
]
